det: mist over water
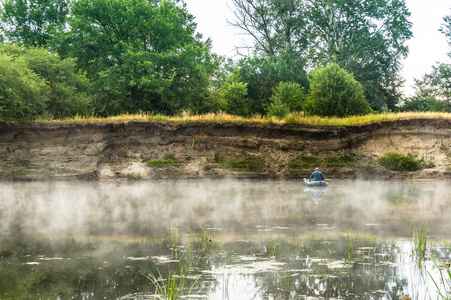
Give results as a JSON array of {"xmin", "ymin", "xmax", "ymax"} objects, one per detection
[
  {"xmin": 1, "ymin": 179, "xmax": 450, "ymax": 238},
  {"xmin": 1, "ymin": 179, "xmax": 451, "ymax": 299}
]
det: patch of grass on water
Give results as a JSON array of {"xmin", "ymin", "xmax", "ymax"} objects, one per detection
[
  {"xmin": 413, "ymin": 224, "xmax": 428, "ymax": 266},
  {"xmin": 429, "ymin": 238, "xmax": 451, "ymax": 299}
]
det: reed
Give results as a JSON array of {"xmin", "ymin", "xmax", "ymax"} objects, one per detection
[
  {"xmin": 346, "ymin": 232, "xmax": 353, "ymax": 263},
  {"xmin": 413, "ymin": 224, "xmax": 428, "ymax": 265},
  {"xmin": 38, "ymin": 111, "xmax": 451, "ymax": 127},
  {"xmin": 428, "ymin": 238, "xmax": 451, "ymax": 299}
]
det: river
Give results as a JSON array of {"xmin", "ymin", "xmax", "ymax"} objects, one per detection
[{"xmin": 1, "ymin": 179, "xmax": 450, "ymax": 299}]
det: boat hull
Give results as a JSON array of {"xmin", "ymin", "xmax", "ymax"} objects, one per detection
[{"xmin": 303, "ymin": 180, "xmax": 329, "ymax": 186}]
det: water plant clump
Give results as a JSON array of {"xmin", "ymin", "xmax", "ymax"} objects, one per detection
[
  {"xmin": 429, "ymin": 238, "xmax": 451, "ymax": 299},
  {"xmin": 413, "ymin": 224, "xmax": 428, "ymax": 265}
]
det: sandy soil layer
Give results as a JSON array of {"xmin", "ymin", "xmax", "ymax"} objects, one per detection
[{"xmin": 1, "ymin": 119, "xmax": 450, "ymax": 180}]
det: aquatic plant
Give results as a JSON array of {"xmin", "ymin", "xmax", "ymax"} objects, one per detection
[
  {"xmin": 169, "ymin": 225, "xmax": 178, "ymax": 257},
  {"xmin": 428, "ymin": 238, "xmax": 451, "ymax": 299},
  {"xmin": 200, "ymin": 226, "xmax": 213, "ymax": 252},
  {"xmin": 413, "ymin": 224, "xmax": 428, "ymax": 265},
  {"xmin": 269, "ymin": 239, "xmax": 278, "ymax": 258},
  {"xmin": 277, "ymin": 269, "xmax": 293, "ymax": 294},
  {"xmin": 147, "ymin": 256, "xmax": 198, "ymax": 300},
  {"xmin": 346, "ymin": 232, "xmax": 353, "ymax": 263}
]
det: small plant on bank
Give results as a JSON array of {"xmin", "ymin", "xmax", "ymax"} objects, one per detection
[
  {"xmin": 9, "ymin": 168, "xmax": 24, "ymax": 176},
  {"xmin": 379, "ymin": 152, "xmax": 422, "ymax": 171},
  {"xmin": 147, "ymin": 151, "xmax": 179, "ymax": 167}
]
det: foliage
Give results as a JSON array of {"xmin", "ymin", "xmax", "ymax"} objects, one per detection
[
  {"xmin": 229, "ymin": 0, "xmax": 308, "ymax": 57},
  {"xmin": 303, "ymin": 63, "xmax": 371, "ymax": 117},
  {"xmin": 413, "ymin": 224, "xmax": 428, "ymax": 266},
  {"xmin": 0, "ymin": 0, "xmax": 70, "ymax": 47},
  {"xmin": 0, "ymin": 44, "xmax": 92, "ymax": 121},
  {"xmin": 440, "ymin": 12, "xmax": 451, "ymax": 58},
  {"xmin": 378, "ymin": 152, "xmax": 422, "ymax": 171},
  {"xmin": 403, "ymin": 64, "xmax": 451, "ymax": 112},
  {"xmin": 266, "ymin": 96, "xmax": 290, "ymax": 119},
  {"xmin": 268, "ymin": 82, "xmax": 305, "ymax": 113},
  {"xmin": 220, "ymin": 81, "xmax": 249, "ymax": 117},
  {"xmin": 57, "ymin": 0, "xmax": 220, "ymax": 116},
  {"xmin": 428, "ymin": 238, "xmax": 451, "ymax": 299},
  {"xmin": 0, "ymin": 51, "xmax": 48, "ymax": 123},
  {"xmin": 232, "ymin": 53, "xmax": 308, "ymax": 114},
  {"xmin": 229, "ymin": 0, "xmax": 412, "ymax": 112}
]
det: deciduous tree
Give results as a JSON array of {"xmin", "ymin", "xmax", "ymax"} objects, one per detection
[{"xmin": 304, "ymin": 63, "xmax": 370, "ymax": 117}]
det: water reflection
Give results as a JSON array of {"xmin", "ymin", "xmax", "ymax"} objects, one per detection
[
  {"xmin": 0, "ymin": 180, "xmax": 451, "ymax": 299},
  {"xmin": 304, "ymin": 186, "xmax": 328, "ymax": 204}
]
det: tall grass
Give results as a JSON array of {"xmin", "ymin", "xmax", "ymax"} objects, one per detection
[
  {"xmin": 428, "ymin": 238, "xmax": 451, "ymax": 299},
  {"xmin": 37, "ymin": 111, "xmax": 451, "ymax": 127},
  {"xmin": 413, "ymin": 224, "xmax": 428, "ymax": 265}
]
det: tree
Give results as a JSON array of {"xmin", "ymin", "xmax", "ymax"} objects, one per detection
[
  {"xmin": 404, "ymin": 63, "xmax": 451, "ymax": 112},
  {"xmin": 0, "ymin": 0, "xmax": 70, "ymax": 47},
  {"xmin": 304, "ymin": 63, "xmax": 371, "ymax": 117},
  {"xmin": 230, "ymin": 0, "xmax": 413, "ymax": 111},
  {"xmin": 269, "ymin": 81, "xmax": 305, "ymax": 112},
  {"xmin": 232, "ymin": 52, "xmax": 308, "ymax": 114},
  {"xmin": 56, "ymin": 0, "xmax": 219, "ymax": 116},
  {"xmin": 265, "ymin": 97, "xmax": 290, "ymax": 119},
  {"xmin": 229, "ymin": 0, "xmax": 308, "ymax": 57},
  {"xmin": 220, "ymin": 81, "xmax": 249, "ymax": 117},
  {"xmin": 0, "ymin": 52, "xmax": 48, "ymax": 123},
  {"xmin": 440, "ymin": 11, "xmax": 451, "ymax": 57},
  {"xmin": 0, "ymin": 43, "xmax": 92, "ymax": 120}
]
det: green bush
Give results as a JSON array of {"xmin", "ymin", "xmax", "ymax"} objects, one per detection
[
  {"xmin": 266, "ymin": 96, "xmax": 290, "ymax": 119},
  {"xmin": 221, "ymin": 81, "xmax": 249, "ymax": 117},
  {"xmin": 0, "ymin": 44, "xmax": 92, "ymax": 122},
  {"xmin": 0, "ymin": 53, "xmax": 48, "ymax": 123},
  {"xmin": 304, "ymin": 63, "xmax": 371, "ymax": 117},
  {"xmin": 379, "ymin": 152, "xmax": 422, "ymax": 171}
]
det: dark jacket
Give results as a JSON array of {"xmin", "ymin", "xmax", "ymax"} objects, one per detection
[{"xmin": 310, "ymin": 170, "xmax": 325, "ymax": 182}]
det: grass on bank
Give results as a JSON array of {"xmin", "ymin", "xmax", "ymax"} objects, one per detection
[{"xmin": 36, "ymin": 111, "xmax": 451, "ymax": 127}]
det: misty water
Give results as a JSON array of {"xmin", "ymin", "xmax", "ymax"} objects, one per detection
[{"xmin": 1, "ymin": 179, "xmax": 451, "ymax": 300}]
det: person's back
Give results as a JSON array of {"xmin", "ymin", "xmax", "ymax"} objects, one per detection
[{"xmin": 310, "ymin": 168, "xmax": 325, "ymax": 182}]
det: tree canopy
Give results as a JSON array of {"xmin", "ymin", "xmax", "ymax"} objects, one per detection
[
  {"xmin": 0, "ymin": 44, "xmax": 91, "ymax": 122},
  {"xmin": 57, "ymin": 0, "xmax": 220, "ymax": 115},
  {"xmin": 303, "ymin": 63, "xmax": 371, "ymax": 117},
  {"xmin": 229, "ymin": 0, "xmax": 412, "ymax": 111}
]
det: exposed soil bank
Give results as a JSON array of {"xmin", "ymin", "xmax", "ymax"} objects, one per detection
[{"xmin": 1, "ymin": 118, "xmax": 451, "ymax": 180}]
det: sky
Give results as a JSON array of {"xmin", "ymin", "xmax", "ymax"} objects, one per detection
[{"xmin": 184, "ymin": 0, "xmax": 451, "ymax": 97}]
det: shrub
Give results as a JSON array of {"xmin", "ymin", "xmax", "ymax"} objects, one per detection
[
  {"xmin": 379, "ymin": 152, "xmax": 422, "ymax": 171},
  {"xmin": 221, "ymin": 81, "xmax": 249, "ymax": 117},
  {"xmin": 304, "ymin": 63, "xmax": 371, "ymax": 117},
  {"xmin": 266, "ymin": 96, "xmax": 290, "ymax": 119}
]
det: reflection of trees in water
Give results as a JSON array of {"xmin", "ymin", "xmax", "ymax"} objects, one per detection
[{"xmin": 2, "ymin": 235, "xmax": 449, "ymax": 298}]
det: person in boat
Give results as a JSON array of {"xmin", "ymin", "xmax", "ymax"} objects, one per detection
[{"xmin": 310, "ymin": 167, "xmax": 325, "ymax": 182}]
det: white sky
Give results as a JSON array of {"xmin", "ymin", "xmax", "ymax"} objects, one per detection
[{"xmin": 185, "ymin": 0, "xmax": 451, "ymax": 97}]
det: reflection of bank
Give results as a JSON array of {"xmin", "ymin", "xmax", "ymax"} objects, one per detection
[{"xmin": 304, "ymin": 186, "xmax": 328, "ymax": 204}]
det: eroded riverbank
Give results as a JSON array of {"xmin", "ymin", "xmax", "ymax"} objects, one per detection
[{"xmin": 1, "ymin": 118, "xmax": 451, "ymax": 180}]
